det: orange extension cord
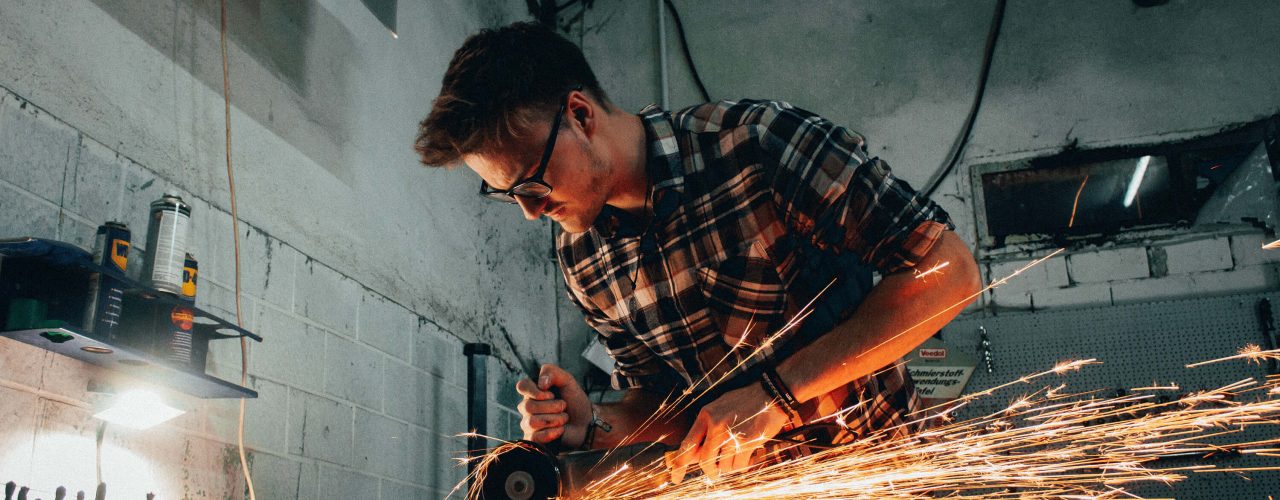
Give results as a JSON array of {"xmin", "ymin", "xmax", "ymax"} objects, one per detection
[{"xmin": 219, "ymin": 0, "xmax": 257, "ymax": 498}]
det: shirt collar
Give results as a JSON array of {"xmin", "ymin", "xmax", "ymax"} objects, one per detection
[{"xmin": 592, "ymin": 104, "xmax": 686, "ymax": 239}]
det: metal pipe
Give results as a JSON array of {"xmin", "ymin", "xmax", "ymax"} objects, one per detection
[{"xmin": 464, "ymin": 342, "xmax": 492, "ymax": 487}]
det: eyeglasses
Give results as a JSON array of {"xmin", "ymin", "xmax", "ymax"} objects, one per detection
[{"xmin": 478, "ymin": 86, "xmax": 582, "ymax": 204}]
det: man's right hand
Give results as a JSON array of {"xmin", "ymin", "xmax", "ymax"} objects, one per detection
[{"xmin": 515, "ymin": 364, "xmax": 593, "ymax": 447}]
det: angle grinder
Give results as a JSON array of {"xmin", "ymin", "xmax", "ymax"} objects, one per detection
[{"xmin": 475, "ymin": 440, "xmax": 676, "ymax": 499}]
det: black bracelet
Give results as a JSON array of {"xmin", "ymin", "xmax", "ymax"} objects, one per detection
[{"xmin": 760, "ymin": 363, "xmax": 802, "ymax": 424}]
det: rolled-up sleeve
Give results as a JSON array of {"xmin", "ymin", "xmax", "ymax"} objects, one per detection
[{"xmin": 756, "ymin": 101, "xmax": 951, "ymax": 273}]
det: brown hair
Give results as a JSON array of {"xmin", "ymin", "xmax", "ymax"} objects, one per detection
[{"xmin": 414, "ymin": 22, "xmax": 609, "ymax": 167}]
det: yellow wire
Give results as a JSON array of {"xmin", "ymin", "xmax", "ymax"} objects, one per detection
[{"xmin": 220, "ymin": 0, "xmax": 256, "ymax": 498}]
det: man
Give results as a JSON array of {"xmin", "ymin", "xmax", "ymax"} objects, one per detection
[{"xmin": 415, "ymin": 22, "xmax": 980, "ymax": 482}]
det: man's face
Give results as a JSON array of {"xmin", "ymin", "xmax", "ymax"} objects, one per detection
[{"xmin": 463, "ymin": 124, "xmax": 610, "ymax": 234}]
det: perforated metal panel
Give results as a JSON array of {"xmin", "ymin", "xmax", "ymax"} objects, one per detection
[{"xmin": 942, "ymin": 292, "xmax": 1280, "ymax": 499}]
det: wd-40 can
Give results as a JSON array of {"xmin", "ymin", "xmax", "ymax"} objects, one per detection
[
  {"xmin": 142, "ymin": 193, "xmax": 191, "ymax": 295},
  {"xmin": 181, "ymin": 253, "xmax": 198, "ymax": 301},
  {"xmin": 167, "ymin": 253, "xmax": 199, "ymax": 367},
  {"xmin": 83, "ymin": 222, "xmax": 130, "ymax": 341}
]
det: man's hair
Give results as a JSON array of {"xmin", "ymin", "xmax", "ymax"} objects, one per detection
[{"xmin": 415, "ymin": 22, "xmax": 609, "ymax": 167}]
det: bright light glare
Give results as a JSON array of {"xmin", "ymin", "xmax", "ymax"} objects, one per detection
[
  {"xmin": 93, "ymin": 389, "xmax": 185, "ymax": 430},
  {"xmin": 1122, "ymin": 155, "xmax": 1151, "ymax": 208}
]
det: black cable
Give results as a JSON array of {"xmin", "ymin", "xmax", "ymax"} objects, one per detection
[
  {"xmin": 662, "ymin": 0, "xmax": 712, "ymax": 103},
  {"xmin": 922, "ymin": 0, "xmax": 1007, "ymax": 199}
]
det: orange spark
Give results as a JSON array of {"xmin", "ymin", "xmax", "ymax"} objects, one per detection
[
  {"xmin": 1068, "ymin": 174, "xmax": 1090, "ymax": 228},
  {"xmin": 1186, "ymin": 344, "xmax": 1280, "ymax": 368},
  {"xmin": 914, "ymin": 261, "xmax": 951, "ymax": 280}
]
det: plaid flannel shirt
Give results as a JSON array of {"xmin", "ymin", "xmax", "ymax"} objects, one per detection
[{"xmin": 557, "ymin": 100, "xmax": 952, "ymax": 440}]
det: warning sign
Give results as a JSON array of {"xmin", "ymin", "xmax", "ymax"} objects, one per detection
[{"xmin": 906, "ymin": 337, "xmax": 978, "ymax": 401}]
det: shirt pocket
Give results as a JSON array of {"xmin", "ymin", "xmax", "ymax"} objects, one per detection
[{"xmin": 695, "ymin": 241, "xmax": 790, "ymax": 349}]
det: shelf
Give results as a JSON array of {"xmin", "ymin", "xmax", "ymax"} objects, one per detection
[
  {"xmin": 0, "ymin": 237, "xmax": 261, "ymax": 399},
  {"xmin": 1, "ymin": 324, "xmax": 256, "ymax": 398}
]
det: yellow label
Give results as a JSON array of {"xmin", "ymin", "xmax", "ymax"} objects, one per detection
[
  {"xmin": 182, "ymin": 265, "xmax": 198, "ymax": 298},
  {"xmin": 111, "ymin": 240, "xmax": 130, "ymax": 271}
]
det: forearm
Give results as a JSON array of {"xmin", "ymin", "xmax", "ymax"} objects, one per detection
[
  {"xmin": 587, "ymin": 388, "xmax": 694, "ymax": 449},
  {"xmin": 778, "ymin": 230, "xmax": 981, "ymax": 403}
]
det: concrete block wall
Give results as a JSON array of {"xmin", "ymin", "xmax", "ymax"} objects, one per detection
[
  {"xmin": 983, "ymin": 234, "xmax": 1280, "ymax": 311},
  {"xmin": 0, "ymin": 87, "xmax": 523, "ymax": 497}
]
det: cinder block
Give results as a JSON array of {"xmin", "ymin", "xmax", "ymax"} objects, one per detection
[
  {"xmin": 1030, "ymin": 283, "xmax": 1112, "ymax": 310},
  {"xmin": 0, "ymin": 385, "xmax": 39, "ymax": 481},
  {"xmin": 436, "ymin": 382, "xmax": 469, "ymax": 439},
  {"xmin": 0, "ymin": 336, "xmax": 48, "ymax": 389},
  {"xmin": 56, "ymin": 214, "xmax": 95, "ymax": 252},
  {"xmin": 34, "ymin": 339, "xmax": 95, "ymax": 402},
  {"xmin": 436, "ymin": 433, "xmax": 470, "ymax": 491},
  {"xmin": 295, "ymin": 258, "xmax": 360, "ymax": 335},
  {"xmin": 413, "ymin": 319, "xmax": 462, "ymax": 384},
  {"xmin": 0, "ymin": 182, "xmax": 60, "ymax": 239},
  {"xmin": 251, "ymin": 307, "xmax": 325, "ymax": 393},
  {"xmin": 1231, "ymin": 233, "xmax": 1280, "ymax": 268},
  {"xmin": 353, "ymin": 408, "xmax": 433, "ymax": 484},
  {"xmin": 380, "ymin": 479, "xmax": 432, "ymax": 500},
  {"xmin": 1162, "ymin": 237, "xmax": 1232, "ymax": 275},
  {"xmin": 243, "ymin": 378, "xmax": 290, "ymax": 453},
  {"xmin": 1067, "ymin": 246, "xmax": 1149, "ymax": 283},
  {"xmin": 247, "ymin": 451, "xmax": 314, "ymax": 500},
  {"xmin": 187, "ymin": 200, "xmax": 235, "ymax": 289},
  {"xmin": 359, "ymin": 291, "xmax": 415, "ymax": 361},
  {"xmin": 987, "ymin": 254, "xmax": 1069, "ymax": 295},
  {"xmin": 287, "ymin": 389, "xmax": 354, "ymax": 466},
  {"xmin": 190, "ymin": 208, "xmax": 298, "ymax": 311},
  {"xmin": 324, "ymin": 333, "xmax": 386, "ymax": 410},
  {"xmin": 63, "ymin": 137, "xmax": 125, "ymax": 222},
  {"xmin": 195, "ymin": 280, "xmax": 255, "ymax": 333},
  {"xmin": 384, "ymin": 359, "xmax": 439, "ymax": 428},
  {"xmin": 0, "ymin": 94, "xmax": 76, "ymax": 203},
  {"xmin": 1111, "ymin": 267, "xmax": 1274, "ymax": 304},
  {"xmin": 317, "ymin": 464, "xmax": 380, "ymax": 500},
  {"xmin": 119, "ymin": 160, "xmax": 185, "ymax": 254},
  {"xmin": 246, "ymin": 229, "xmax": 298, "ymax": 309}
]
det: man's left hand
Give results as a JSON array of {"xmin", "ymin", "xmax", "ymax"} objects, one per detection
[{"xmin": 668, "ymin": 383, "xmax": 791, "ymax": 484}]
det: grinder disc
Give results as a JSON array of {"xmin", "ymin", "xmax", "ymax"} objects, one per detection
[{"xmin": 479, "ymin": 441, "xmax": 560, "ymax": 500}]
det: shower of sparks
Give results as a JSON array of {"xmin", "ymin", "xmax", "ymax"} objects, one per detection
[
  {"xmin": 1068, "ymin": 174, "xmax": 1090, "ymax": 228},
  {"xmin": 914, "ymin": 261, "xmax": 950, "ymax": 280},
  {"xmin": 458, "ymin": 246, "xmax": 1156, "ymax": 498},
  {"xmin": 1263, "ymin": 239, "xmax": 1280, "ymax": 250},
  {"xmin": 576, "ymin": 349, "xmax": 1280, "ymax": 499}
]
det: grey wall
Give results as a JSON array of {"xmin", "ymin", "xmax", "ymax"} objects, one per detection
[
  {"xmin": 577, "ymin": 0, "xmax": 1280, "ymax": 314},
  {"xmin": 0, "ymin": 0, "xmax": 549, "ymax": 498}
]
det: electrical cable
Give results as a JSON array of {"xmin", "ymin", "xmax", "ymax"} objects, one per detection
[
  {"xmin": 661, "ymin": 0, "xmax": 711, "ymax": 102},
  {"xmin": 219, "ymin": 1, "xmax": 256, "ymax": 498},
  {"xmin": 921, "ymin": 0, "xmax": 1007, "ymax": 199}
]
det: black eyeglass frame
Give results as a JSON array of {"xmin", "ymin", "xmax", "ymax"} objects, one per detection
[{"xmin": 478, "ymin": 85, "xmax": 584, "ymax": 204}]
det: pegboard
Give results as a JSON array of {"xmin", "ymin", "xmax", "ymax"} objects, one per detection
[{"xmin": 941, "ymin": 292, "xmax": 1280, "ymax": 499}]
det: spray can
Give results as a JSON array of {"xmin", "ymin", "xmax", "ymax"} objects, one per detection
[
  {"xmin": 142, "ymin": 193, "xmax": 191, "ymax": 295},
  {"xmin": 82, "ymin": 222, "xmax": 130, "ymax": 341},
  {"xmin": 166, "ymin": 253, "xmax": 198, "ymax": 367}
]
